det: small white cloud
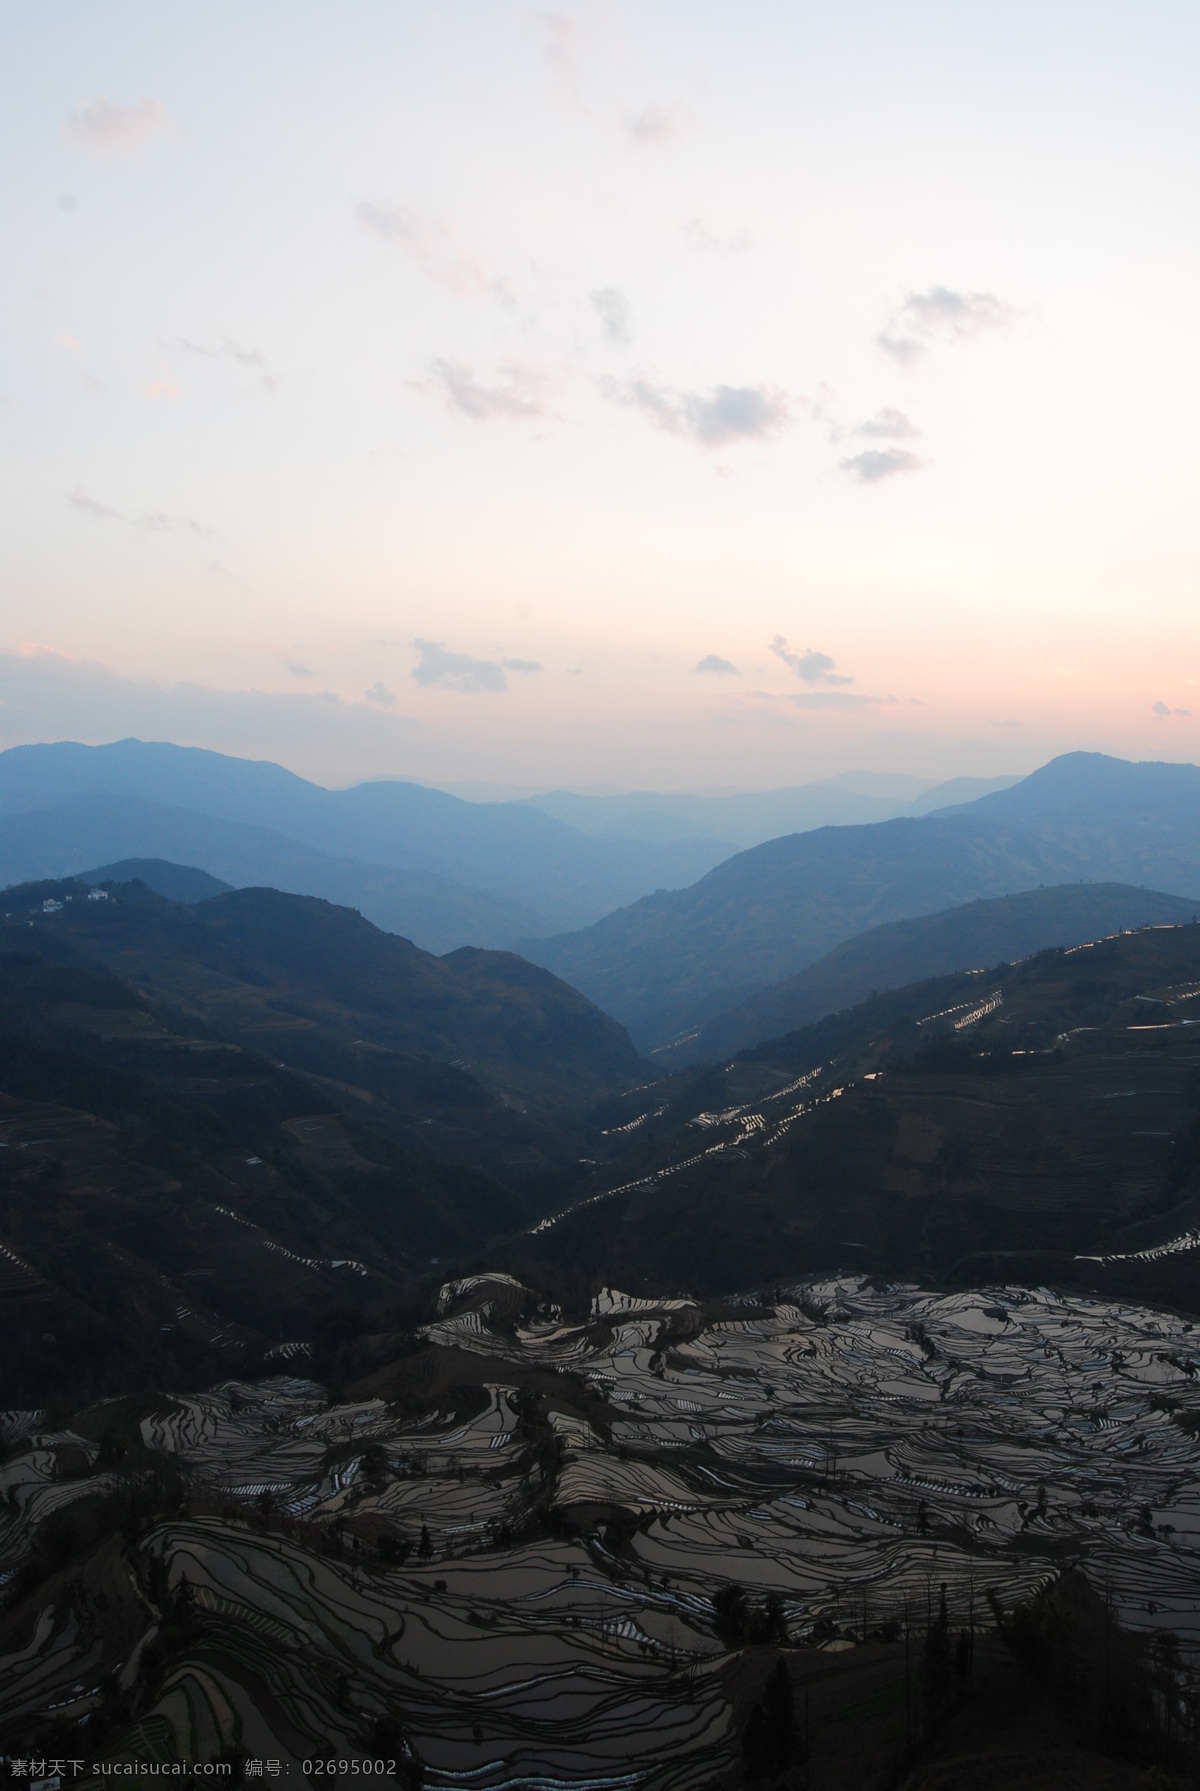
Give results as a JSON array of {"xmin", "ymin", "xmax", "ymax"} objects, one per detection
[
  {"xmin": 501, "ymin": 656, "xmax": 543, "ymax": 675},
  {"xmin": 840, "ymin": 447, "xmax": 922, "ymax": 483},
  {"xmin": 878, "ymin": 286, "xmax": 1019, "ymax": 362},
  {"xmin": 602, "ymin": 376, "xmax": 794, "ymax": 449},
  {"xmin": 769, "ymin": 637, "xmax": 853, "ymax": 687},
  {"xmin": 592, "ymin": 287, "xmax": 632, "ymax": 346},
  {"xmin": 626, "ymin": 103, "xmax": 674, "ymax": 146},
  {"xmin": 854, "ymin": 407, "xmax": 919, "ymax": 440},
  {"xmin": 63, "ymin": 96, "xmax": 170, "ymax": 158},
  {"xmin": 427, "ymin": 358, "xmax": 563, "ymax": 424},
  {"xmin": 693, "ymin": 654, "xmax": 739, "ymax": 675}
]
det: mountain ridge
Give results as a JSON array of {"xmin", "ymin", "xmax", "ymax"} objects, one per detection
[
  {"xmin": 521, "ymin": 752, "xmax": 1200, "ymax": 1046},
  {"xmin": 658, "ymin": 881, "xmax": 1200, "ymax": 1065}
]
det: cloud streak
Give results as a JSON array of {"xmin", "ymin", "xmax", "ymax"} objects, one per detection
[
  {"xmin": 693, "ymin": 655, "xmax": 739, "ymax": 675},
  {"xmin": 66, "ymin": 487, "xmax": 216, "ymax": 538},
  {"xmin": 602, "ymin": 376, "xmax": 794, "ymax": 448}
]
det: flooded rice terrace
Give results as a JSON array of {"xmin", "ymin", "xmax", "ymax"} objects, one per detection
[{"xmin": 6, "ymin": 1272, "xmax": 1200, "ymax": 1785}]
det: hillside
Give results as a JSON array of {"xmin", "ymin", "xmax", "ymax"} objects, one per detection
[
  {"xmin": 0, "ymin": 740, "xmax": 729, "ymax": 940},
  {"xmin": 523, "ymin": 752, "xmax": 1200, "ymax": 1046},
  {"xmin": 9, "ymin": 877, "xmax": 648, "ymax": 1116},
  {"xmin": 0, "ymin": 949, "xmax": 525, "ymax": 1406},
  {"xmin": 0, "ymin": 874, "xmax": 650, "ymax": 1407},
  {"xmin": 662, "ymin": 881, "xmax": 1200, "ymax": 1064},
  {"xmin": 506, "ymin": 917, "xmax": 1200, "ymax": 1305}
]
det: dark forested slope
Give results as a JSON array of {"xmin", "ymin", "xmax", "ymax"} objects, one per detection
[
  {"xmin": 505, "ymin": 918, "xmax": 1200, "ymax": 1308},
  {"xmin": 663, "ymin": 881, "xmax": 1200, "ymax": 1065}
]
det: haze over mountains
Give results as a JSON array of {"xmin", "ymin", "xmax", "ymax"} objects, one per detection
[
  {"xmin": 525, "ymin": 753, "xmax": 1200, "ymax": 1047},
  {"xmin": 0, "ymin": 740, "xmax": 727, "ymax": 950},
  {"xmin": 520, "ymin": 770, "xmax": 1019, "ymax": 848},
  {"xmin": 0, "ymin": 740, "xmax": 1021, "ymax": 957}
]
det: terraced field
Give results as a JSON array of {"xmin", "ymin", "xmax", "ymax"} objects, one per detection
[{"xmin": 6, "ymin": 1270, "xmax": 1200, "ymax": 1783}]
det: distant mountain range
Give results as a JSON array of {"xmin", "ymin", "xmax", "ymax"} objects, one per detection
[
  {"xmin": 0, "ymin": 792, "xmax": 548, "ymax": 953},
  {"xmin": 522, "ymin": 753, "xmax": 1200, "ymax": 1047},
  {"xmin": 522, "ymin": 771, "xmax": 1019, "ymax": 847},
  {"xmin": 0, "ymin": 740, "xmax": 730, "ymax": 948}
]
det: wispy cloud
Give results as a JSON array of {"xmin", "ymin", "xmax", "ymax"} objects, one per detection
[
  {"xmin": 853, "ymin": 407, "xmax": 919, "ymax": 440},
  {"xmin": 66, "ymin": 486, "xmax": 120, "ymax": 521},
  {"xmin": 427, "ymin": 358, "xmax": 564, "ymax": 424},
  {"xmin": 601, "ymin": 376, "xmax": 794, "ymax": 448},
  {"xmin": 878, "ymin": 286, "xmax": 1019, "ymax": 363},
  {"xmin": 769, "ymin": 637, "xmax": 852, "ymax": 686},
  {"xmin": 783, "ymin": 689, "xmax": 892, "ymax": 709},
  {"xmin": 1152, "ymin": 699, "xmax": 1192, "ymax": 718},
  {"xmin": 175, "ymin": 337, "xmax": 280, "ymax": 393},
  {"xmin": 365, "ymin": 681, "xmax": 395, "ymax": 707},
  {"xmin": 682, "ymin": 217, "xmax": 752, "ymax": 253},
  {"xmin": 66, "ymin": 486, "xmax": 216, "ymax": 537},
  {"xmin": 356, "ymin": 202, "xmax": 511, "ymax": 304},
  {"xmin": 694, "ymin": 654, "xmax": 739, "ymax": 675},
  {"xmin": 839, "ymin": 446, "xmax": 922, "ymax": 483},
  {"xmin": 592, "ymin": 287, "xmax": 632, "ymax": 345},
  {"xmin": 411, "ymin": 640, "xmax": 543, "ymax": 694},
  {"xmin": 62, "ymin": 97, "xmax": 170, "ymax": 157}
]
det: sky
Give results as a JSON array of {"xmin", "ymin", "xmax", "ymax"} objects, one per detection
[{"xmin": 2, "ymin": 0, "xmax": 1199, "ymax": 791}]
